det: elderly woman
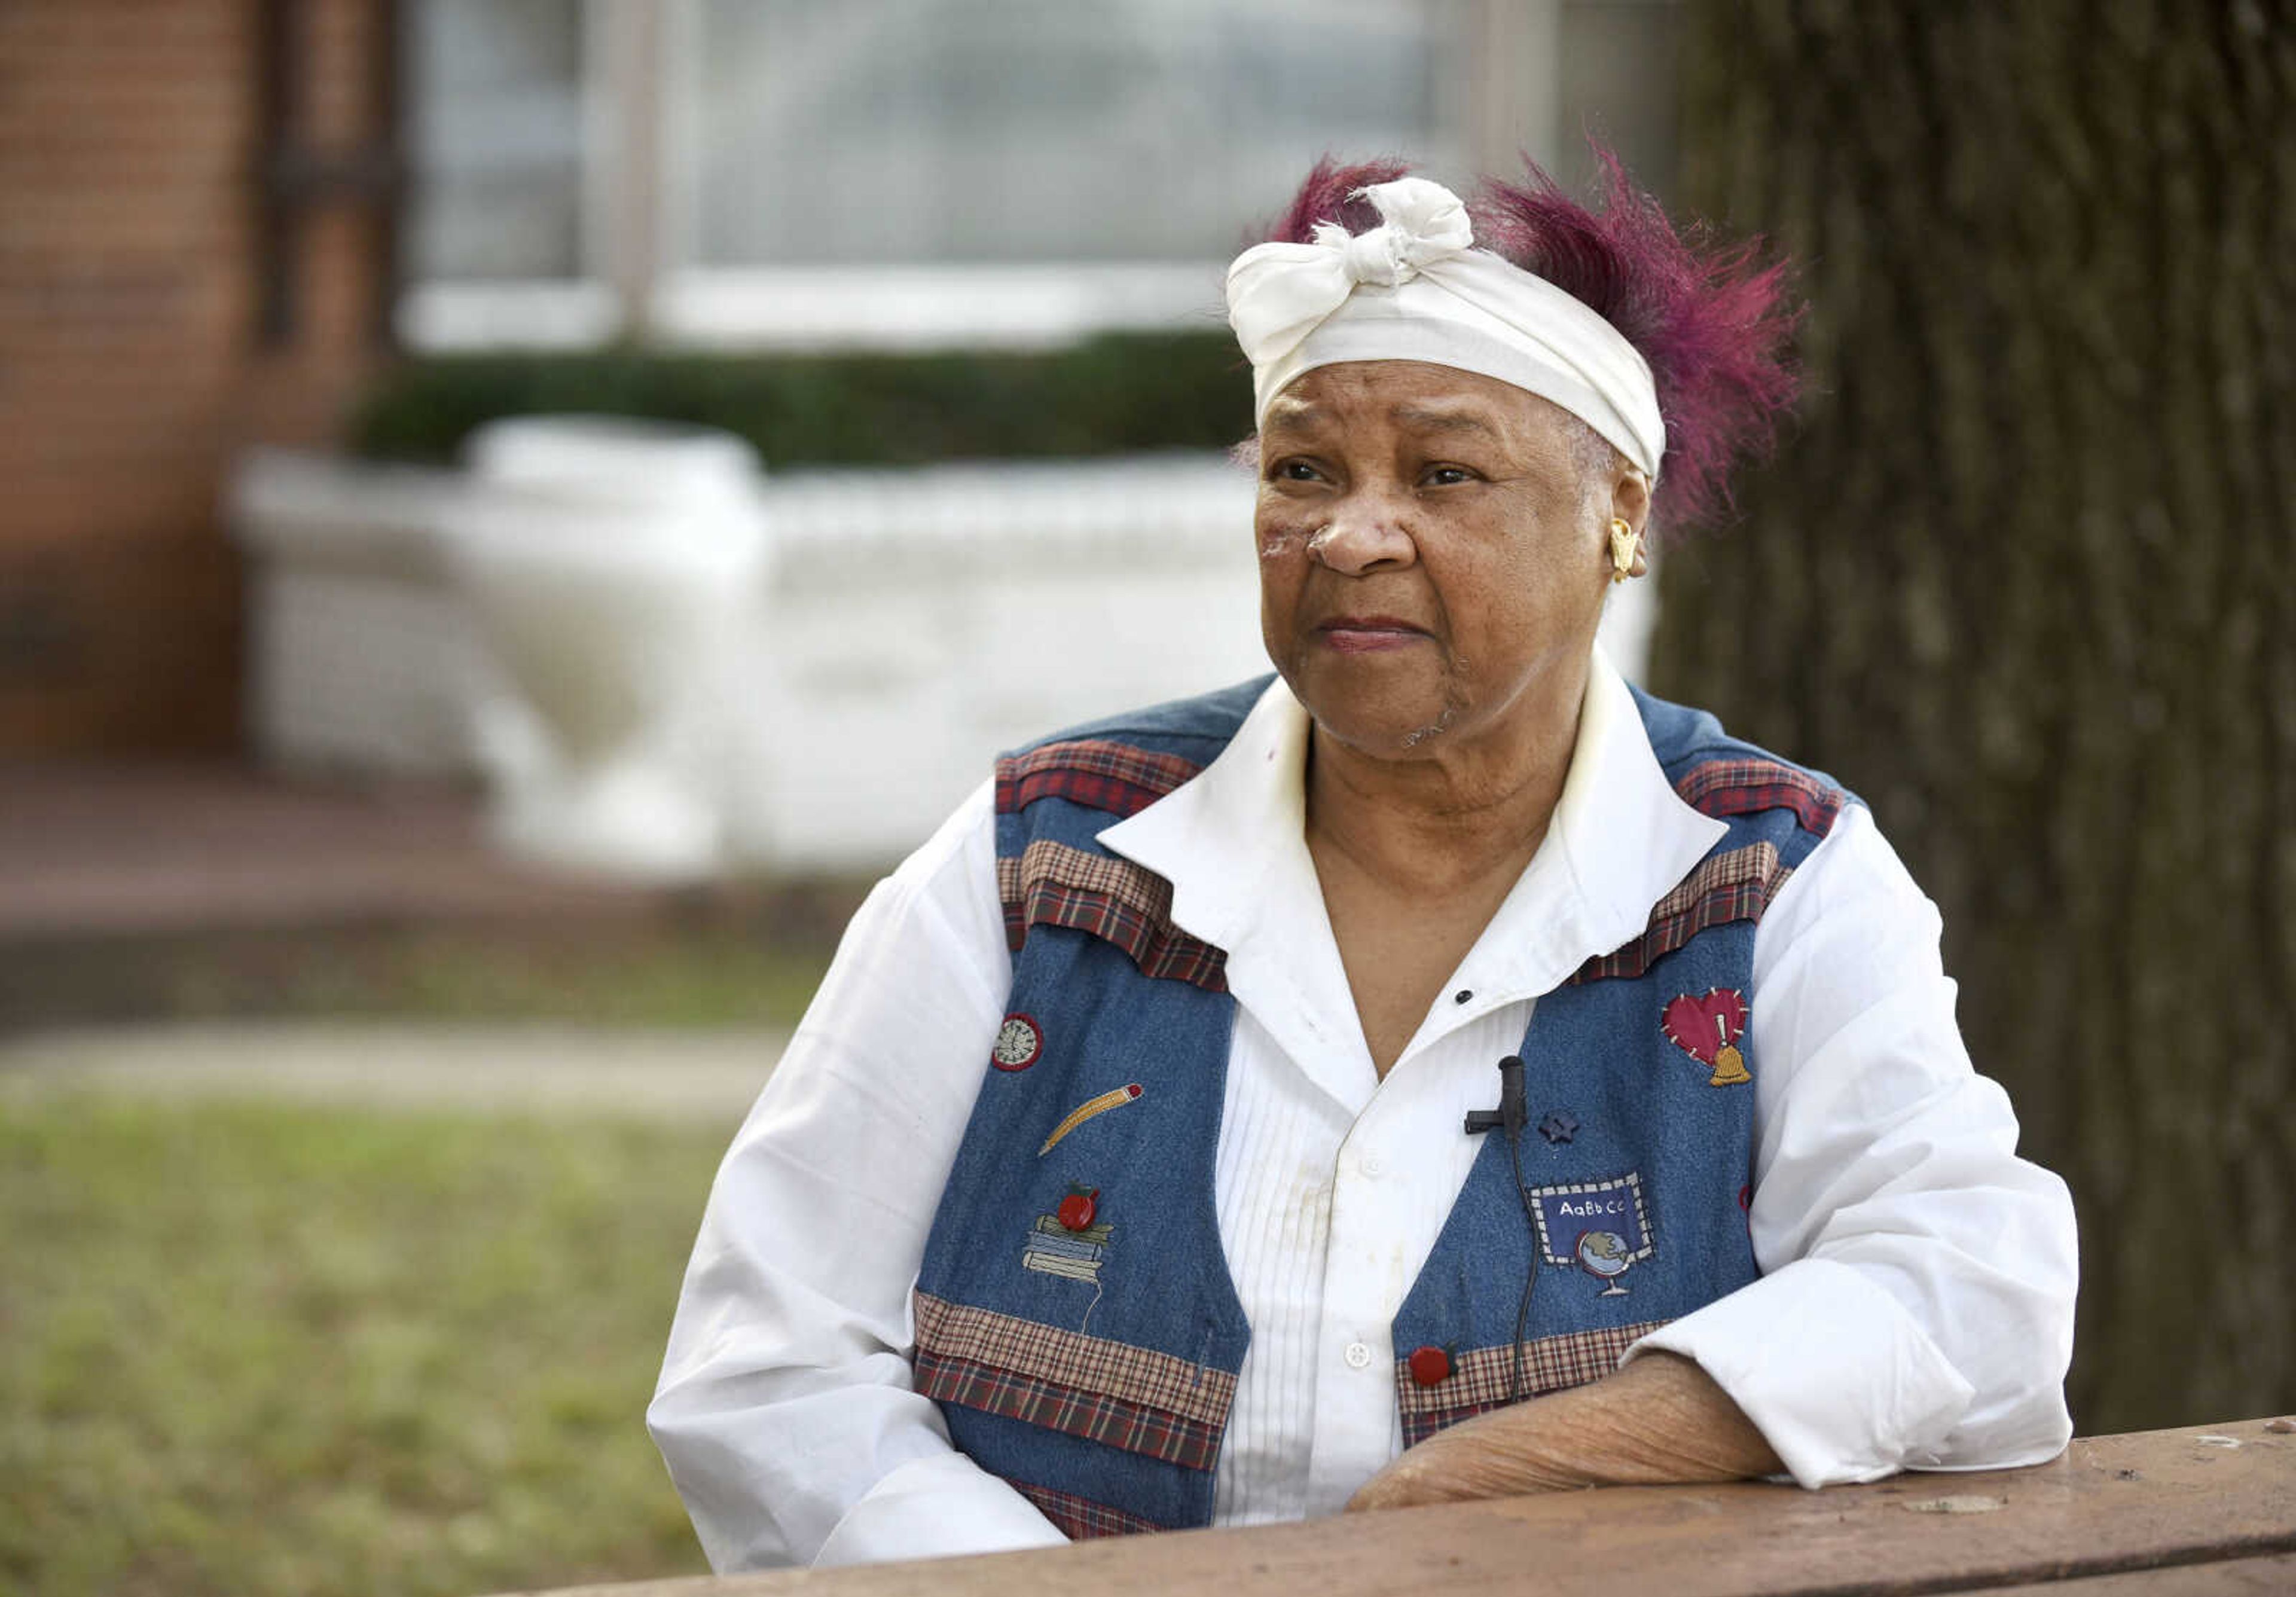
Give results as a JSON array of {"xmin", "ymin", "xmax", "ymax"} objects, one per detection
[{"xmin": 648, "ymin": 157, "xmax": 2078, "ymax": 1569}]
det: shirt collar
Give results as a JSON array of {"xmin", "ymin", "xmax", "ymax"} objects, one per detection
[{"xmin": 1098, "ymin": 649, "xmax": 1726, "ymax": 1007}]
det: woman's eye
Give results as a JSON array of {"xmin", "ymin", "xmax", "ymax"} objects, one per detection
[
  {"xmin": 1275, "ymin": 459, "xmax": 1323, "ymax": 483},
  {"xmin": 1423, "ymin": 465, "xmax": 1475, "ymax": 487}
]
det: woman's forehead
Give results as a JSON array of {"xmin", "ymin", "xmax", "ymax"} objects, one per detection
[{"xmin": 1263, "ymin": 361, "xmax": 1573, "ymax": 443}]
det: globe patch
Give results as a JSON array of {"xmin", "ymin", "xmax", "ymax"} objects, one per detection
[{"xmin": 1525, "ymin": 1172, "xmax": 1654, "ymax": 1297}]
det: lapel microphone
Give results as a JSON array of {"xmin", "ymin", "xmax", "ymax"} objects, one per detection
[{"xmin": 1464, "ymin": 1054, "xmax": 1528, "ymax": 1139}]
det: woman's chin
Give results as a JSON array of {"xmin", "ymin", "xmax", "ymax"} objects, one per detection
[
  {"xmin": 1297, "ymin": 689, "xmax": 1463, "ymax": 760},
  {"xmin": 1272, "ymin": 648, "xmax": 1460, "ymax": 753}
]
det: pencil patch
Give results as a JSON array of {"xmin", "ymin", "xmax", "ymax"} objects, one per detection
[{"xmin": 1038, "ymin": 1082, "xmax": 1143, "ymax": 1155}]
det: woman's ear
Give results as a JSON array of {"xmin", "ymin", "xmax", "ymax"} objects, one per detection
[{"xmin": 1611, "ymin": 469, "xmax": 1653, "ymax": 577}]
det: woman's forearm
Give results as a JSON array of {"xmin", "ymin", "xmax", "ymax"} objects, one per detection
[{"xmin": 1345, "ymin": 1351, "xmax": 1782, "ymax": 1510}]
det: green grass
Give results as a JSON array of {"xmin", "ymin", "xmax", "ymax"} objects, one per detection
[
  {"xmin": 0, "ymin": 1092, "xmax": 732, "ymax": 1597},
  {"xmin": 4, "ymin": 919, "xmax": 848, "ymax": 1035},
  {"xmin": 382, "ymin": 934, "xmax": 829, "ymax": 1028}
]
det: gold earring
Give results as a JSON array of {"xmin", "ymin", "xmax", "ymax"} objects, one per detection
[{"xmin": 1608, "ymin": 518, "xmax": 1638, "ymax": 583}]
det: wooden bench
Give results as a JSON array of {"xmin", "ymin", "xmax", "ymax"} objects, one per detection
[{"xmin": 504, "ymin": 1419, "xmax": 2296, "ymax": 1596}]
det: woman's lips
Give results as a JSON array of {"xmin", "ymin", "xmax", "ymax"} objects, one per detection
[{"xmin": 1316, "ymin": 617, "xmax": 1428, "ymax": 654}]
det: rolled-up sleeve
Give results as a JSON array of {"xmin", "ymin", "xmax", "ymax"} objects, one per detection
[
  {"xmin": 646, "ymin": 780, "xmax": 1067, "ymax": 1568},
  {"xmin": 1626, "ymin": 802, "xmax": 2078, "ymax": 1487}
]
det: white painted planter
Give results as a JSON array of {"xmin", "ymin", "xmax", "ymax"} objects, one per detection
[
  {"xmin": 230, "ymin": 445, "xmax": 1656, "ymax": 874},
  {"xmin": 445, "ymin": 419, "xmax": 774, "ymax": 881}
]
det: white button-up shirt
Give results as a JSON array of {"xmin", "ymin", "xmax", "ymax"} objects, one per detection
[{"xmin": 650, "ymin": 652, "xmax": 2078, "ymax": 1570}]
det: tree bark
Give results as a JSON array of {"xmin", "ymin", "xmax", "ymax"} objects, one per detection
[{"xmin": 1660, "ymin": 0, "xmax": 2296, "ymax": 1433}]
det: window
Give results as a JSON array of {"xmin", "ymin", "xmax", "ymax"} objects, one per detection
[
  {"xmin": 679, "ymin": 0, "xmax": 1462, "ymax": 267},
  {"xmin": 407, "ymin": 0, "xmax": 586, "ymax": 280},
  {"xmin": 399, "ymin": 0, "xmax": 619, "ymax": 346},
  {"xmin": 399, "ymin": 1, "xmax": 1677, "ymax": 352}
]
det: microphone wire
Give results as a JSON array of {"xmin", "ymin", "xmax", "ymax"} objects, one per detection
[{"xmin": 1505, "ymin": 1113, "xmax": 1537, "ymax": 1404}]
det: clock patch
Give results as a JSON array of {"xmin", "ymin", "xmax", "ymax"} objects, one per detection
[{"xmin": 991, "ymin": 1013, "xmax": 1043, "ymax": 1072}]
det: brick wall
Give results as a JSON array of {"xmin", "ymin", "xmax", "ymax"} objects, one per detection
[{"xmin": 0, "ymin": 0, "xmax": 395, "ymax": 755}]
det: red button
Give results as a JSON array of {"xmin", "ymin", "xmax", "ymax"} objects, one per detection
[{"xmin": 1407, "ymin": 1345, "xmax": 1451, "ymax": 1387}]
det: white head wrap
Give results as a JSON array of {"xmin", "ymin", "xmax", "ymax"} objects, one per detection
[{"xmin": 1225, "ymin": 176, "xmax": 1665, "ymax": 478}]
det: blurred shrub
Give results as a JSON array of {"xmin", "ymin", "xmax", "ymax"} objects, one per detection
[{"xmin": 348, "ymin": 332, "xmax": 1253, "ymax": 467}]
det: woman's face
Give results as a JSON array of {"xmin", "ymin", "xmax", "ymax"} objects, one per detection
[{"xmin": 1254, "ymin": 360, "xmax": 1623, "ymax": 762}]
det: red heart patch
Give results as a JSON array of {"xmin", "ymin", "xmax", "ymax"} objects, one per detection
[{"xmin": 1662, "ymin": 989, "xmax": 1748, "ymax": 1065}]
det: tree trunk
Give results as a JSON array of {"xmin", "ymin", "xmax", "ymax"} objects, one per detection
[{"xmin": 1660, "ymin": 0, "xmax": 2296, "ymax": 1434}]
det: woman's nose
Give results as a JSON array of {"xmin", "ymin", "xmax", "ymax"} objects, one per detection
[{"xmin": 1309, "ymin": 493, "xmax": 1416, "ymax": 575}]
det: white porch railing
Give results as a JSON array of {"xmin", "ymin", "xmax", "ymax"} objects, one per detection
[{"xmin": 230, "ymin": 448, "xmax": 1654, "ymax": 874}]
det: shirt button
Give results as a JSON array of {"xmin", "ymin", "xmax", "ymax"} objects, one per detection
[
  {"xmin": 1343, "ymin": 1340, "xmax": 1373, "ymax": 1370},
  {"xmin": 1359, "ymin": 1151, "xmax": 1386, "ymax": 1177},
  {"xmin": 1454, "ymin": 989, "xmax": 1473, "ymax": 1004}
]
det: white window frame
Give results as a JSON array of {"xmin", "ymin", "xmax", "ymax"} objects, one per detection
[{"xmin": 400, "ymin": 0, "xmax": 1570, "ymax": 355}]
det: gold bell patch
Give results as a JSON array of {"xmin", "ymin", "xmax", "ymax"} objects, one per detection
[{"xmin": 1662, "ymin": 988, "xmax": 1751, "ymax": 1086}]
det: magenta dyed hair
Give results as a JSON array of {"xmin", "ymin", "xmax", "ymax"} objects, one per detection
[{"xmin": 1258, "ymin": 150, "xmax": 1800, "ymax": 533}]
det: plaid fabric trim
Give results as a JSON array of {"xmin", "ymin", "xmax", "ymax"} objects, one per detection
[
  {"xmin": 909, "ymin": 1285, "xmax": 1239, "ymax": 1468},
  {"xmin": 1675, "ymin": 758, "xmax": 1844, "ymax": 838},
  {"xmin": 1397, "ymin": 1320, "xmax": 1671, "ymax": 1448},
  {"xmin": 997, "ymin": 739, "xmax": 1205, "ymax": 822},
  {"xmin": 917, "ymin": 1348, "xmax": 1223, "ymax": 1470},
  {"xmin": 914, "ymin": 1290, "xmax": 1237, "ymax": 1429},
  {"xmin": 1572, "ymin": 842, "xmax": 1788, "ymax": 983},
  {"xmin": 1008, "ymin": 1478, "xmax": 1169, "ymax": 1539},
  {"xmin": 999, "ymin": 839, "xmax": 1228, "ymax": 991},
  {"xmin": 913, "ymin": 1288, "xmax": 1230, "ymax": 1469}
]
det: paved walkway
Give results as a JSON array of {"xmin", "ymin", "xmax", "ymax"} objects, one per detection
[
  {"xmin": 0, "ymin": 763, "xmax": 811, "ymax": 1115},
  {"xmin": 0, "ymin": 1021, "xmax": 786, "ymax": 1123},
  {"xmin": 0, "ymin": 762, "xmax": 668, "ymax": 941}
]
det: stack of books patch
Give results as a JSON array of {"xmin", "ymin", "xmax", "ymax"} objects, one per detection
[{"xmin": 1021, "ymin": 1214, "xmax": 1113, "ymax": 1283}]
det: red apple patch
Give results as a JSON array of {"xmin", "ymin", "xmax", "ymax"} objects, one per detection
[{"xmin": 1057, "ymin": 1187, "xmax": 1100, "ymax": 1232}]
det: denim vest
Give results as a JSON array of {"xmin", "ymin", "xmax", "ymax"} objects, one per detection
[{"xmin": 912, "ymin": 679, "xmax": 1846, "ymax": 1539}]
